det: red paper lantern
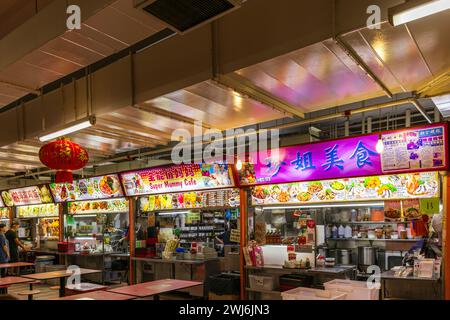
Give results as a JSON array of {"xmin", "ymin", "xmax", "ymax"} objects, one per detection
[{"xmin": 39, "ymin": 138, "xmax": 89, "ymax": 183}]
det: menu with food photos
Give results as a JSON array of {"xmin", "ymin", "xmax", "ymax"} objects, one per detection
[
  {"xmin": 384, "ymin": 200, "xmax": 402, "ymax": 222},
  {"xmin": 120, "ymin": 164, "xmax": 234, "ymax": 196},
  {"xmin": 381, "ymin": 124, "xmax": 446, "ymax": 172},
  {"xmin": 139, "ymin": 189, "xmax": 240, "ymax": 212},
  {"xmin": 402, "ymin": 199, "xmax": 421, "ymax": 221},
  {"xmin": 50, "ymin": 174, "xmax": 124, "ymax": 202},
  {"xmin": 68, "ymin": 199, "xmax": 129, "ymax": 214},
  {"xmin": 6, "ymin": 185, "xmax": 53, "ymax": 206}
]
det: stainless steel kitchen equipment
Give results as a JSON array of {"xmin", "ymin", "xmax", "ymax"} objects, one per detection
[
  {"xmin": 358, "ymin": 246, "xmax": 378, "ymax": 272},
  {"xmin": 337, "ymin": 249, "xmax": 352, "ymax": 265}
]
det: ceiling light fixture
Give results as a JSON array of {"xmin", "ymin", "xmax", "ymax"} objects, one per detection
[
  {"xmin": 39, "ymin": 116, "xmax": 96, "ymax": 142},
  {"xmin": 389, "ymin": 0, "xmax": 450, "ymax": 26},
  {"xmin": 376, "ymin": 137, "xmax": 384, "ymax": 154},
  {"xmin": 158, "ymin": 211, "xmax": 191, "ymax": 216}
]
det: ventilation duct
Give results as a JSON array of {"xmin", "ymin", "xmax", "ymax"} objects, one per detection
[{"xmin": 134, "ymin": 0, "xmax": 245, "ymax": 34}]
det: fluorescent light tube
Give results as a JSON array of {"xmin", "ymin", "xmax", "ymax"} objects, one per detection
[
  {"xmin": 39, "ymin": 116, "xmax": 96, "ymax": 142},
  {"xmin": 389, "ymin": 0, "xmax": 450, "ymax": 26},
  {"xmin": 262, "ymin": 202, "xmax": 384, "ymax": 210},
  {"xmin": 158, "ymin": 211, "xmax": 191, "ymax": 216}
]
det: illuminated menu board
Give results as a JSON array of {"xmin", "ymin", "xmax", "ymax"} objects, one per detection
[
  {"xmin": 381, "ymin": 123, "xmax": 447, "ymax": 173},
  {"xmin": 17, "ymin": 204, "xmax": 59, "ymax": 218},
  {"xmin": 140, "ymin": 189, "xmax": 240, "ymax": 212},
  {"xmin": 120, "ymin": 164, "xmax": 234, "ymax": 196},
  {"xmin": 68, "ymin": 199, "xmax": 129, "ymax": 214},
  {"xmin": 5, "ymin": 185, "xmax": 53, "ymax": 206},
  {"xmin": 251, "ymin": 172, "xmax": 439, "ymax": 206},
  {"xmin": 50, "ymin": 174, "xmax": 124, "ymax": 202},
  {"xmin": 239, "ymin": 123, "xmax": 448, "ymax": 187}
]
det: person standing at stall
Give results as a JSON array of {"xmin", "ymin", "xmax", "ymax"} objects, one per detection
[
  {"xmin": 5, "ymin": 222, "xmax": 28, "ymax": 263},
  {"xmin": 0, "ymin": 224, "xmax": 10, "ymax": 277}
]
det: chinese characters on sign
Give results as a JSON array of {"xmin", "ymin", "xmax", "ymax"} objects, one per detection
[
  {"xmin": 120, "ymin": 164, "xmax": 234, "ymax": 196},
  {"xmin": 240, "ymin": 135, "xmax": 382, "ymax": 185},
  {"xmin": 251, "ymin": 172, "xmax": 439, "ymax": 205},
  {"xmin": 7, "ymin": 185, "xmax": 53, "ymax": 206},
  {"xmin": 239, "ymin": 123, "xmax": 448, "ymax": 186}
]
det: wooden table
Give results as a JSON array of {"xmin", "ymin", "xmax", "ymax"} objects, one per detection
[
  {"xmin": 0, "ymin": 276, "xmax": 34, "ymax": 294},
  {"xmin": 22, "ymin": 268, "xmax": 102, "ymax": 297},
  {"xmin": 54, "ymin": 290, "xmax": 135, "ymax": 301},
  {"xmin": 0, "ymin": 262, "xmax": 35, "ymax": 275},
  {"xmin": 107, "ymin": 279, "xmax": 202, "ymax": 300}
]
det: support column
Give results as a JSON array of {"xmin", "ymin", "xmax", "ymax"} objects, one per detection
[
  {"xmin": 128, "ymin": 198, "xmax": 136, "ymax": 285},
  {"xmin": 445, "ymin": 175, "xmax": 449, "ymax": 299},
  {"xmin": 239, "ymin": 189, "xmax": 247, "ymax": 300}
]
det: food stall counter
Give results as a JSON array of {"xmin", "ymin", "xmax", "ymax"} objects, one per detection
[{"xmin": 132, "ymin": 256, "xmax": 220, "ymax": 265}]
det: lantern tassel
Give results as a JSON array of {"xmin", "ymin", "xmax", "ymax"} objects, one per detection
[{"xmin": 56, "ymin": 170, "xmax": 73, "ymax": 183}]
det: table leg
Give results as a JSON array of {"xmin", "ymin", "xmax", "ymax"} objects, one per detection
[{"xmin": 59, "ymin": 277, "xmax": 65, "ymax": 297}]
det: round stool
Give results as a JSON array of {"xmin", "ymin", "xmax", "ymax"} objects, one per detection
[{"xmin": 17, "ymin": 289, "xmax": 41, "ymax": 301}]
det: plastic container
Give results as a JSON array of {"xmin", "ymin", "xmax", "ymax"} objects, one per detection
[
  {"xmin": 209, "ymin": 273, "xmax": 240, "ymax": 296},
  {"xmin": 35, "ymin": 255, "xmax": 55, "ymax": 273},
  {"xmin": 323, "ymin": 279, "xmax": 379, "ymax": 300},
  {"xmin": 281, "ymin": 287, "xmax": 346, "ymax": 300},
  {"xmin": 249, "ymin": 275, "xmax": 275, "ymax": 291},
  {"xmin": 279, "ymin": 274, "xmax": 313, "ymax": 291}
]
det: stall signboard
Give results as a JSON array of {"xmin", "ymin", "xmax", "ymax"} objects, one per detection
[
  {"xmin": 6, "ymin": 185, "xmax": 53, "ymax": 206},
  {"xmin": 17, "ymin": 204, "xmax": 59, "ymax": 218},
  {"xmin": 419, "ymin": 198, "xmax": 440, "ymax": 215},
  {"xmin": 140, "ymin": 188, "xmax": 240, "ymax": 212},
  {"xmin": 251, "ymin": 172, "xmax": 439, "ymax": 205},
  {"xmin": 50, "ymin": 174, "xmax": 124, "ymax": 202},
  {"xmin": 68, "ymin": 198, "xmax": 129, "ymax": 214},
  {"xmin": 240, "ymin": 134, "xmax": 381, "ymax": 186},
  {"xmin": 239, "ymin": 123, "xmax": 448, "ymax": 186},
  {"xmin": 381, "ymin": 124, "xmax": 447, "ymax": 173},
  {"xmin": 120, "ymin": 164, "xmax": 234, "ymax": 196}
]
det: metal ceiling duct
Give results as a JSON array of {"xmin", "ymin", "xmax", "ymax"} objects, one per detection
[{"xmin": 134, "ymin": 0, "xmax": 245, "ymax": 34}]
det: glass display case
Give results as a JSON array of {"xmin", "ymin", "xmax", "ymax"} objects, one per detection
[{"xmin": 64, "ymin": 199, "xmax": 130, "ymax": 254}]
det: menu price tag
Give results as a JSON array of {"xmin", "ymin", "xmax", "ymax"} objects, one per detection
[
  {"xmin": 230, "ymin": 229, "xmax": 240, "ymax": 243},
  {"xmin": 186, "ymin": 212, "xmax": 200, "ymax": 224},
  {"xmin": 420, "ymin": 198, "xmax": 440, "ymax": 215}
]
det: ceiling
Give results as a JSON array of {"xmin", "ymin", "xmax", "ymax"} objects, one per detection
[
  {"xmin": 0, "ymin": 2, "xmax": 449, "ymax": 183},
  {"xmin": 0, "ymin": 0, "xmax": 166, "ymax": 109},
  {"xmin": 233, "ymin": 10, "xmax": 449, "ymax": 113}
]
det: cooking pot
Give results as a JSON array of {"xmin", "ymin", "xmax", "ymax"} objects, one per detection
[
  {"xmin": 358, "ymin": 246, "xmax": 378, "ymax": 272},
  {"xmin": 337, "ymin": 249, "xmax": 352, "ymax": 265}
]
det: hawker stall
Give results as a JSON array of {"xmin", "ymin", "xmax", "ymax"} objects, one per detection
[
  {"xmin": 0, "ymin": 197, "xmax": 11, "ymax": 227},
  {"xmin": 120, "ymin": 163, "xmax": 240, "ymax": 297},
  {"xmin": 49, "ymin": 174, "xmax": 130, "ymax": 284},
  {"xmin": 238, "ymin": 123, "xmax": 447, "ymax": 300},
  {"xmin": 4, "ymin": 185, "xmax": 58, "ymax": 250}
]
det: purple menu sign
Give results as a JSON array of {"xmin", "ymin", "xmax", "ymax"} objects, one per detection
[{"xmin": 239, "ymin": 134, "xmax": 382, "ymax": 186}]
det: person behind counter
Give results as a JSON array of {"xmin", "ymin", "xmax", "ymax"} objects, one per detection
[
  {"xmin": 0, "ymin": 224, "xmax": 10, "ymax": 277},
  {"xmin": 5, "ymin": 222, "xmax": 28, "ymax": 263}
]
